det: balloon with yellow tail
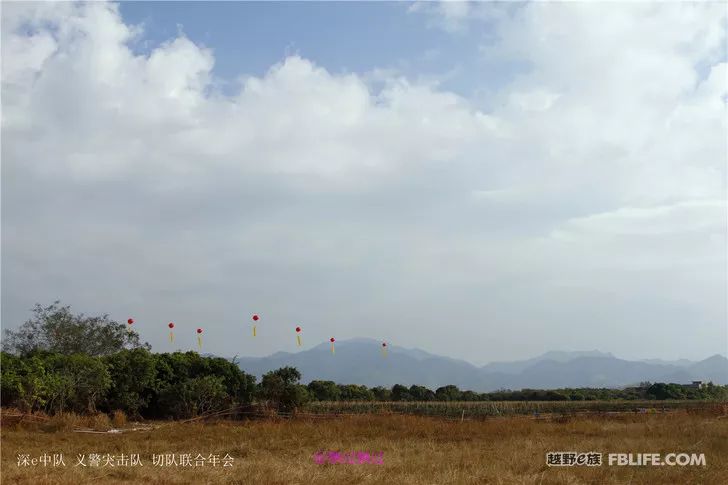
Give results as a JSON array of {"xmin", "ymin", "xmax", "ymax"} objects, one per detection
[
  {"xmin": 251, "ymin": 314, "xmax": 259, "ymax": 336},
  {"xmin": 330, "ymin": 337, "xmax": 335, "ymax": 355},
  {"xmin": 196, "ymin": 327, "xmax": 203, "ymax": 350},
  {"xmin": 168, "ymin": 322, "xmax": 175, "ymax": 343},
  {"xmin": 295, "ymin": 326, "xmax": 302, "ymax": 347},
  {"xmin": 126, "ymin": 318, "xmax": 134, "ymax": 333},
  {"xmin": 381, "ymin": 341, "xmax": 387, "ymax": 357}
]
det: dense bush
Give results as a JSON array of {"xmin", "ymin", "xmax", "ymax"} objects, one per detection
[
  {"xmin": 0, "ymin": 351, "xmax": 110, "ymax": 413},
  {"xmin": 338, "ymin": 384, "xmax": 375, "ymax": 401},
  {"xmin": 1, "ymin": 301, "xmax": 272, "ymax": 418},
  {"xmin": 158, "ymin": 375, "xmax": 230, "ymax": 419},
  {"xmin": 103, "ymin": 348, "xmax": 156, "ymax": 416},
  {"xmin": 0, "ymin": 350, "xmax": 257, "ymax": 418},
  {"xmin": 307, "ymin": 380, "xmax": 341, "ymax": 401},
  {"xmin": 257, "ymin": 366, "xmax": 310, "ymax": 413}
]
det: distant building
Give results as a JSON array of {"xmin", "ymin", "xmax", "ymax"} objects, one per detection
[{"xmin": 688, "ymin": 381, "xmax": 706, "ymax": 389}]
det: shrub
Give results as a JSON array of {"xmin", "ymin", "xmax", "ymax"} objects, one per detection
[
  {"xmin": 111, "ymin": 410, "xmax": 127, "ymax": 428},
  {"xmin": 42, "ymin": 412, "xmax": 84, "ymax": 432},
  {"xmin": 88, "ymin": 413, "xmax": 112, "ymax": 431},
  {"xmin": 158, "ymin": 376, "xmax": 230, "ymax": 419},
  {"xmin": 258, "ymin": 367, "xmax": 307, "ymax": 413}
]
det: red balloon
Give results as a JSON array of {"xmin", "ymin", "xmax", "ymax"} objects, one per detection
[
  {"xmin": 197, "ymin": 328, "xmax": 203, "ymax": 334},
  {"xmin": 295, "ymin": 327, "xmax": 301, "ymax": 333},
  {"xmin": 330, "ymin": 337, "xmax": 335, "ymax": 343},
  {"xmin": 168, "ymin": 322, "xmax": 174, "ymax": 329},
  {"xmin": 252, "ymin": 314, "xmax": 259, "ymax": 321},
  {"xmin": 127, "ymin": 318, "xmax": 134, "ymax": 325},
  {"xmin": 382, "ymin": 342, "xmax": 387, "ymax": 347}
]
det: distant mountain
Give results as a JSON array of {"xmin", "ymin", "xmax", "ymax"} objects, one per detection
[
  {"xmin": 494, "ymin": 357, "xmax": 676, "ymax": 389},
  {"xmin": 683, "ymin": 355, "xmax": 728, "ymax": 383},
  {"xmin": 234, "ymin": 339, "xmax": 728, "ymax": 391},
  {"xmin": 236, "ymin": 338, "xmax": 484, "ymax": 390},
  {"xmin": 640, "ymin": 358, "xmax": 693, "ymax": 367},
  {"xmin": 481, "ymin": 350, "xmax": 614, "ymax": 375}
]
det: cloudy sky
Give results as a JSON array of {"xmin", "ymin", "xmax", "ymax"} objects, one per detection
[{"xmin": 1, "ymin": 1, "xmax": 726, "ymax": 364}]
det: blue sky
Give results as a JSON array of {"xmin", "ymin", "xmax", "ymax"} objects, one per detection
[{"xmin": 119, "ymin": 2, "xmax": 521, "ymax": 101}]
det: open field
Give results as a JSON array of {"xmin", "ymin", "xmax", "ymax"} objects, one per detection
[
  {"xmin": 304, "ymin": 399, "xmax": 721, "ymax": 418},
  {"xmin": 2, "ymin": 406, "xmax": 728, "ymax": 484}
]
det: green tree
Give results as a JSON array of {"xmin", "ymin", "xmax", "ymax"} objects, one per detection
[
  {"xmin": 371, "ymin": 386, "xmax": 392, "ymax": 401},
  {"xmin": 258, "ymin": 367, "xmax": 307, "ymax": 413},
  {"xmin": 647, "ymin": 383, "xmax": 686, "ymax": 400},
  {"xmin": 408, "ymin": 385, "xmax": 435, "ymax": 401},
  {"xmin": 338, "ymin": 384, "xmax": 375, "ymax": 401},
  {"xmin": 44, "ymin": 353, "xmax": 111, "ymax": 413},
  {"xmin": 391, "ymin": 384, "xmax": 412, "ymax": 401},
  {"xmin": 209, "ymin": 356, "xmax": 256, "ymax": 405},
  {"xmin": 103, "ymin": 348, "xmax": 156, "ymax": 417},
  {"xmin": 2, "ymin": 302, "xmax": 149, "ymax": 356},
  {"xmin": 308, "ymin": 380, "xmax": 341, "ymax": 401},
  {"xmin": 158, "ymin": 376, "xmax": 229, "ymax": 419},
  {"xmin": 435, "ymin": 385, "xmax": 462, "ymax": 401},
  {"xmin": 0, "ymin": 353, "xmax": 25, "ymax": 407},
  {"xmin": 146, "ymin": 352, "xmax": 256, "ymax": 418}
]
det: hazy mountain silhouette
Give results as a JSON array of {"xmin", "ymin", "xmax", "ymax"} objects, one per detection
[
  {"xmin": 234, "ymin": 338, "xmax": 728, "ymax": 391},
  {"xmin": 481, "ymin": 350, "xmax": 614, "ymax": 375}
]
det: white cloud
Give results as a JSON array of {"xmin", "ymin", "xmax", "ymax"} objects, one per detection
[
  {"xmin": 552, "ymin": 200, "xmax": 726, "ymax": 239},
  {"xmin": 2, "ymin": 1, "xmax": 725, "ymax": 362},
  {"xmin": 409, "ymin": 1, "xmax": 473, "ymax": 33}
]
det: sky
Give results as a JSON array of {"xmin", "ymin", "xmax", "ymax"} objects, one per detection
[{"xmin": 1, "ymin": 1, "xmax": 726, "ymax": 365}]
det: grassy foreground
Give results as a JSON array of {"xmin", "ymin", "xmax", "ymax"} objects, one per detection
[{"xmin": 2, "ymin": 409, "xmax": 727, "ymax": 484}]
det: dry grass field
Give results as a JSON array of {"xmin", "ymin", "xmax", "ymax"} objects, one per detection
[{"xmin": 2, "ymin": 407, "xmax": 727, "ymax": 485}]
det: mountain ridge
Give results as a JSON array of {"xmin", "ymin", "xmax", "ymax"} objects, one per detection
[{"xmin": 232, "ymin": 339, "xmax": 728, "ymax": 391}]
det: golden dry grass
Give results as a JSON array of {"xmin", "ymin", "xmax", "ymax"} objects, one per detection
[{"xmin": 2, "ymin": 410, "xmax": 727, "ymax": 484}]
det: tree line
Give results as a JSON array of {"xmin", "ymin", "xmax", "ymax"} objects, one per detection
[
  {"xmin": 306, "ymin": 381, "xmax": 728, "ymax": 402},
  {"xmin": 2, "ymin": 302, "xmax": 725, "ymax": 419},
  {"xmin": 4, "ymin": 348, "xmax": 725, "ymax": 419}
]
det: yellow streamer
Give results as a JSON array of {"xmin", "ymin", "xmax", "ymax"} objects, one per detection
[
  {"xmin": 253, "ymin": 325, "xmax": 257, "ymax": 337},
  {"xmin": 197, "ymin": 335, "xmax": 202, "ymax": 350},
  {"xmin": 331, "ymin": 342, "xmax": 335, "ymax": 355},
  {"xmin": 169, "ymin": 332, "xmax": 174, "ymax": 343},
  {"xmin": 296, "ymin": 335, "xmax": 302, "ymax": 347}
]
